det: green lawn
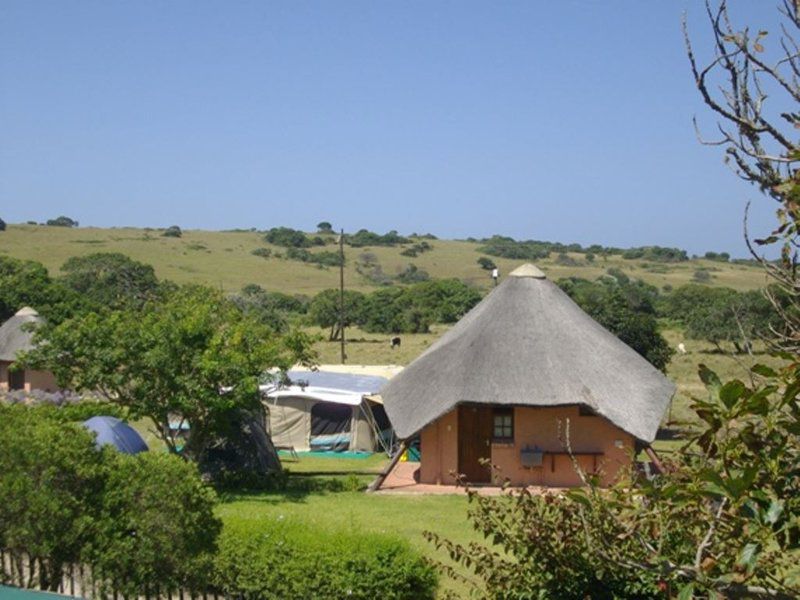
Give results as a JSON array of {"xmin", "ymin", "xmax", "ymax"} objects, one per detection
[{"xmin": 217, "ymin": 454, "xmax": 482, "ymax": 598}]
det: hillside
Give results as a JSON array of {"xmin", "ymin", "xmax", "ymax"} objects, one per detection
[{"xmin": 0, "ymin": 224, "xmax": 769, "ymax": 295}]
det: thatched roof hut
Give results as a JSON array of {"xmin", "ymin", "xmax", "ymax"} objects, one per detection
[
  {"xmin": 0, "ymin": 307, "xmax": 43, "ymax": 362},
  {"xmin": 380, "ymin": 264, "xmax": 675, "ymax": 444}
]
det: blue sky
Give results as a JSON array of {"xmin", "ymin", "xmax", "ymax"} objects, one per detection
[{"xmin": 0, "ymin": 1, "xmax": 788, "ymax": 256}]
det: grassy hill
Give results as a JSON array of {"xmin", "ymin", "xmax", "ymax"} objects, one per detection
[{"xmin": 0, "ymin": 223, "xmax": 769, "ymax": 295}]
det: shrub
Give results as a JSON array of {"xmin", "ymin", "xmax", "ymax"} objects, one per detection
[
  {"xmin": 46, "ymin": 216, "xmax": 79, "ymax": 227},
  {"xmin": 0, "ymin": 217, "xmax": 5, "ymax": 231},
  {"xmin": 0, "ymin": 405, "xmax": 105, "ymax": 591},
  {"xmin": 347, "ymin": 229, "xmax": 410, "ymax": 247},
  {"xmin": 477, "ymin": 235, "xmax": 550, "ymax": 260},
  {"xmin": 162, "ymin": 225, "xmax": 182, "ymax": 238},
  {"xmin": 477, "ymin": 256, "xmax": 497, "ymax": 270},
  {"xmin": 621, "ymin": 246, "xmax": 688, "ymax": 262},
  {"xmin": 396, "ymin": 264, "xmax": 430, "ymax": 283},
  {"xmin": 693, "ymin": 268, "xmax": 712, "ymax": 282},
  {"xmin": 89, "ymin": 452, "xmax": 220, "ymax": 597},
  {"xmin": 251, "ymin": 247, "xmax": 272, "ymax": 259},
  {"xmin": 704, "ymin": 251, "xmax": 731, "ymax": 262},
  {"xmin": 264, "ymin": 227, "xmax": 317, "ymax": 248},
  {"xmin": 214, "ymin": 518, "xmax": 437, "ymax": 600}
]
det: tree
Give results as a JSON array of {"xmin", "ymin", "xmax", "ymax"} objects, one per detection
[
  {"xmin": 559, "ymin": 277, "xmax": 673, "ymax": 371},
  {"xmin": 162, "ymin": 225, "xmax": 182, "ymax": 238},
  {"xmin": 0, "ymin": 217, "xmax": 6, "ymax": 231},
  {"xmin": 231, "ymin": 284, "xmax": 308, "ymax": 333},
  {"xmin": 0, "ymin": 256, "xmax": 87, "ymax": 324},
  {"xmin": 307, "ymin": 289, "xmax": 366, "ymax": 340},
  {"xmin": 21, "ymin": 285, "xmax": 316, "ymax": 461},
  {"xmin": 46, "ymin": 216, "xmax": 78, "ymax": 227},
  {"xmin": 60, "ymin": 253, "xmax": 160, "ymax": 310},
  {"xmin": 317, "ymin": 221, "xmax": 333, "ymax": 233}
]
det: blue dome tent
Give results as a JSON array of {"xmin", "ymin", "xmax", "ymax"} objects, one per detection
[{"xmin": 82, "ymin": 416, "xmax": 148, "ymax": 454}]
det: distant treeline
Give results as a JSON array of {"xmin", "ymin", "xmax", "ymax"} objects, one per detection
[
  {"xmin": 0, "ymin": 253, "xmax": 778, "ymax": 373},
  {"xmin": 471, "ymin": 234, "xmax": 746, "ymax": 264}
]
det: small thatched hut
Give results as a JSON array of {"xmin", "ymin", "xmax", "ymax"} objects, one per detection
[
  {"xmin": 0, "ymin": 307, "xmax": 57, "ymax": 393},
  {"xmin": 378, "ymin": 264, "xmax": 675, "ymax": 487}
]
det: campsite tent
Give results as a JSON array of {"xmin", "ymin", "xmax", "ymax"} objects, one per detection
[
  {"xmin": 83, "ymin": 416, "xmax": 149, "ymax": 454},
  {"xmin": 378, "ymin": 263, "xmax": 676, "ymax": 488},
  {"xmin": 261, "ymin": 370, "xmax": 391, "ymax": 453}
]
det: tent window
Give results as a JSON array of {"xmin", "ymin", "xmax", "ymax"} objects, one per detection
[
  {"xmin": 310, "ymin": 402, "xmax": 352, "ymax": 436},
  {"xmin": 492, "ymin": 407, "xmax": 514, "ymax": 442},
  {"xmin": 8, "ymin": 368, "xmax": 24, "ymax": 391}
]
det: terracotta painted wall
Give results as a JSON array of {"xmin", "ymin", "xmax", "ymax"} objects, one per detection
[
  {"xmin": 419, "ymin": 405, "xmax": 635, "ymax": 487},
  {"xmin": 25, "ymin": 369, "xmax": 58, "ymax": 393},
  {"xmin": 0, "ymin": 361, "xmax": 8, "ymax": 392},
  {"xmin": 420, "ymin": 409, "xmax": 459, "ymax": 485},
  {"xmin": 0, "ymin": 362, "xmax": 58, "ymax": 393}
]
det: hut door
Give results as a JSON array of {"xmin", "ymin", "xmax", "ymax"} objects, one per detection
[{"xmin": 458, "ymin": 405, "xmax": 492, "ymax": 483}]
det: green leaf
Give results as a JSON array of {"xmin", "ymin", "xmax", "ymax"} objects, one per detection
[
  {"xmin": 751, "ymin": 364, "xmax": 777, "ymax": 378},
  {"xmin": 765, "ymin": 500, "xmax": 784, "ymax": 525},
  {"xmin": 698, "ymin": 364, "xmax": 721, "ymax": 392},
  {"xmin": 719, "ymin": 380, "xmax": 746, "ymax": 409},
  {"xmin": 737, "ymin": 542, "xmax": 760, "ymax": 575},
  {"xmin": 677, "ymin": 582, "xmax": 695, "ymax": 600}
]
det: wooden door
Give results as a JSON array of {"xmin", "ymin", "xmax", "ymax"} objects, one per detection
[{"xmin": 458, "ymin": 405, "xmax": 492, "ymax": 483}]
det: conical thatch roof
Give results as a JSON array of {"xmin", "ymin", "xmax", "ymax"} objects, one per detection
[
  {"xmin": 379, "ymin": 265, "xmax": 675, "ymax": 443},
  {"xmin": 0, "ymin": 307, "xmax": 43, "ymax": 362}
]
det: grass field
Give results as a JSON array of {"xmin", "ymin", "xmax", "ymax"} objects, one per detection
[{"xmin": 0, "ymin": 223, "xmax": 770, "ymax": 295}]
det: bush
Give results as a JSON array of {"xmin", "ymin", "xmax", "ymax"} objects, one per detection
[
  {"xmin": 0, "ymin": 405, "xmax": 105, "ymax": 590},
  {"xmin": 477, "ymin": 235, "xmax": 551, "ymax": 260},
  {"xmin": 89, "ymin": 452, "xmax": 220, "ymax": 597},
  {"xmin": 251, "ymin": 247, "xmax": 272, "ymax": 259},
  {"xmin": 0, "ymin": 217, "xmax": 5, "ymax": 231},
  {"xmin": 347, "ymin": 229, "xmax": 410, "ymax": 247},
  {"xmin": 693, "ymin": 268, "xmax": 712, "ymax": 282},
  {"xmin": 477, "ymin": 256, "xmax": 497, "ymax": 270},
  {"xmin": 396, "ymin": 264, "xmax": 430, "ymax": 283},
  {"xmin": 264, "ymin": 227, "xmax": 318, "ymax": 248},
  {"xmin": 46, "ymin": 216, "xmax": 79, "ymax": 227},
  {"xmin": 214, "ymin": 518, "xmax": 436, "ymax": 600},
  {"xmin": 621, "ymin": 246, "xmax": 688, "ymax": 262},
  {"xmin": 704, "ymin": 251, "xmax": 731, "ymax": 262},
  {"xmin": 162, "ymin": 225, "xmax": 182, "ymax": 238}
]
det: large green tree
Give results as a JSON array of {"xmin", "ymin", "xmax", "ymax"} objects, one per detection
[
  {"xmin": 0, "ymin": 256, "xmax": 86, "ymax": 324},
  {"xmin": 22, "ymin": 285, "xmax": 315, "ymax": 460},
  {"xmin": 60, "ymin": 252, "xmax": 160, "ymax": 310}
]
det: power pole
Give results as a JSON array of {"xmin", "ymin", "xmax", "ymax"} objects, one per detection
[{"xmin": 339, "ymin": 229, "xmax": 346, "ymax": 364}]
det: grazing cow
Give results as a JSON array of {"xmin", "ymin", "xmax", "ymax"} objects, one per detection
[{"xmin": 391, "ymin": 337, "xmax": 401, "ymax": 349}]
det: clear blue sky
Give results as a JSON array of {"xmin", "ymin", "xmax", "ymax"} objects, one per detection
[{"xmin": 0, "ymin": 1, "xmax": 787, "ymax": 256}]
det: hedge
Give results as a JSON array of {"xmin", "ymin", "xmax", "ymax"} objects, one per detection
[{"xmin": 214, "ymin": 518, "xmax": 437, "ymax": 600}]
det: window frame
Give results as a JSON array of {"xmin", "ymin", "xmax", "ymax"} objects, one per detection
[{"xmin": 492, "ymin": 407, "xmax": 514, "ymax": 443}]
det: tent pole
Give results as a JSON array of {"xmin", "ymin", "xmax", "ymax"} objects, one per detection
[{"xmin": 366, "ymin": 440, "xmax": 407, "ymax": 493}]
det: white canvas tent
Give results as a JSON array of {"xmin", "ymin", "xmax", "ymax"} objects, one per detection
[{"xmin": 260, "ymin": 370, "xmax": 392, "ymax": 454}]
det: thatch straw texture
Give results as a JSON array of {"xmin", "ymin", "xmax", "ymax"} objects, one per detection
[
  {"xmin": 0, "ymin": 307, "xmax": 42, "ymax": 362},
  {"xmin": 379, "ymin": 265, "xmax": 675, "ymax": 442}
]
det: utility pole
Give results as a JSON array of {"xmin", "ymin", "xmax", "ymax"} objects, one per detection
[{"xmin": 339, "ymin": 228, "xmax": 346, "ymax": 364}]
